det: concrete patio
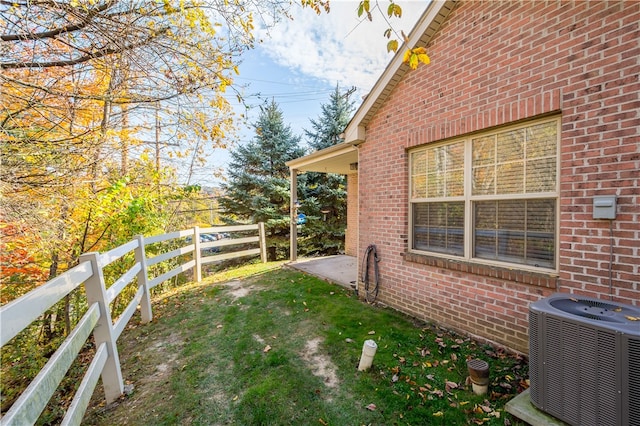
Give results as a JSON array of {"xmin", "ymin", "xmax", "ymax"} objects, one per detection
[{"xmin": 286, "ymin": 255, "xmax": 357, "ymax": 290}]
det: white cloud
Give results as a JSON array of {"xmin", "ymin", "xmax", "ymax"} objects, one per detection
[{"xmin": 255, "ymin": 1, "xmax": 429, "ymax": 92}]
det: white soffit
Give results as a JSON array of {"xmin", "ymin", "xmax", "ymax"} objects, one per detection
[{"xmin": 286, "ymin": 142, "xmax": 358, "ymax": 175}]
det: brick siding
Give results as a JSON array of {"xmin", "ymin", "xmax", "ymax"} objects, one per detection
[
  {"xmin": 345, "ymin": 173, "xmax": 359, "ymax": 256},
  {"xmin": 358, "ymin": 0, "xmax": 639, "ymax": 353}
]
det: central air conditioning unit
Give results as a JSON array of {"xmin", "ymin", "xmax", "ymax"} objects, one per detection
[{"xmin": 529, "ymin": 293, "xmax": 640, "ymax": 426}]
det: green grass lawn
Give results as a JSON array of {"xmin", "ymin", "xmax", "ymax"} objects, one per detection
[{"xmin": 84, "ymin": 261, "xmax": 528, "ymax": 425}]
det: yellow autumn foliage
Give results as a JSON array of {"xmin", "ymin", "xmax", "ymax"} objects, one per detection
[{"xmin": 403, "ymin": 47, "xmax": 431, "ymax": 70}]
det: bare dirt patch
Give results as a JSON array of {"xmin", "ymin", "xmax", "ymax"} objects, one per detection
[
  {"xmin": 225, "ymin": 279, "xmax": 259, "ymax": 300},
  {"xmin": 84, "ymin": 330, "xmax": 185, "ymax": 424},
  {"xmin": 142, "ymin": 332, "xmax": 183, "ymax": 384},
  {"xmin": 300, "ymin": 337, "xmax": 339, "ymax": 391}
]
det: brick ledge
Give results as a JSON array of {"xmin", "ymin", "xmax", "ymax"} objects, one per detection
[{"xmin": 403, "ymin": 252, "xmax": 558, "ymax": 289}]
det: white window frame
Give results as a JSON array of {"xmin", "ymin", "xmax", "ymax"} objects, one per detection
[{"xmin": 408, "ymin": 117, "xmax": 561, "ymax": 273}]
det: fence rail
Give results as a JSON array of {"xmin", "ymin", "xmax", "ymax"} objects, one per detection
[{"xmin": 0, "ymin": 223, "xmax": 266, "ymax": 426}]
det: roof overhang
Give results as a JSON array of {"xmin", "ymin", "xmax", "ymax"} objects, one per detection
[
  {"xmin": 287, "ymin": 1, "xmax": 456, "ymax": 176},
  {"xmin": 343, "ymin": 0, "xmax": 457, "ymax": 144},
  {"xmin": 286, "ymin": 141, "xmax": 358, "ymax": 175}
]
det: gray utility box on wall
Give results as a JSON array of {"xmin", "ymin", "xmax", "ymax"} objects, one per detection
[
  {"xmin": 593, "ymin": 195, "xmax": 617, "ymax": 219},
  {"xmin": 529, "ymin": 293, "xmax": 640, "ymax": 426}
]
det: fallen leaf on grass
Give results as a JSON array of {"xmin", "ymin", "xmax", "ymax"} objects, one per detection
[
  {"xmin": 263, "ymin": 345, "xmax": 271, "ymax": 353},
  {"xmin": 490, "ymin": 391, "xmax": 505, "ymax": 400},
  {"xmin": 318, "ymin": 418, "xmax": 328, "ymax": 425},
  {"xmin": 432, "ymin": 411, "xmax": 444, "ymax": 417},
  {"xmin": 366, "ymin": 403, "xmax": 377, "ymax": 411},
  {"xmin": 445, "ymin": 381, "xmax": 459, "ymax": 392},
  {"xmin": 368, "ymin": 330, "xmax": 376, "ymax": 335},
  {"xmin": 430, "ymin": 389, "xmax": 444, "ymax": 398},
  {"xmin": 474, "ymin": 403, "xmax": 493, "ymax": 414}
]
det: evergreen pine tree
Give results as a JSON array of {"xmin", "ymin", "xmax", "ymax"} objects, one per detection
[
  {"xmin": 298, "ymin": 85, "xmax": 355, "ymax": 255},
  {"xmin": 219, "ymin": 100, "xmax": 305, "ymax": 259}
]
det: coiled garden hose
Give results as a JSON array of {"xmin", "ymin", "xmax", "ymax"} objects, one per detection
[{"xmin": 361, "ymin": 244, "xmax": 380, "ymax": 303}]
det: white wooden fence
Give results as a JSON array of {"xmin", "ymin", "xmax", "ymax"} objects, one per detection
[{"xmin": 0, "ymin": 223, "xmax": 266, "ymax": 426}]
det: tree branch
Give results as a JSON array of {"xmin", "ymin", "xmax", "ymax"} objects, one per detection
[
  {"xmin": 1, "ymin": 30, "xmax": 164, "ymax": 69},
  {"xmin": 1, "ymin": 1, "xmax": 115, "ymax": 42}
]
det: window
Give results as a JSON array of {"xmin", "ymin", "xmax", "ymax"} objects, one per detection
[{"xmin": 409, "ymin": 118, "xmax": 558, "ymax": 270}]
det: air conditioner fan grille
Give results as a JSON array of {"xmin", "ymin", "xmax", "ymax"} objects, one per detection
[{"xmin": 550, "ymin": 298, "xmax": 635, "ymax": 323}]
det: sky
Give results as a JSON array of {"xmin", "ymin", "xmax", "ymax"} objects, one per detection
[{"xmin": 189, "ymin": 0, "xmax": 430, "ymax": 187}]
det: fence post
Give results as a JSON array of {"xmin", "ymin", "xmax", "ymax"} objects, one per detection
[
  {"xmin": 258, "ymin": 222, "xmax": 267, "ymax": 263},
  {"xmin": 78, "ymin": 251, "xmax": 124, "ymax": 404},
  {"xmin": 134, "ymin": 235, "xmax": 153, "ymax": 324},
  {"xmin": 193, "ymin": 226, "xmax": 202, "ymax": 282}
]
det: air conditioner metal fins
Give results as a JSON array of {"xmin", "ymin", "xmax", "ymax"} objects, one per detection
[{"xmin": 529, "ymin": 293, "xmax": 640, "ymax": 426}]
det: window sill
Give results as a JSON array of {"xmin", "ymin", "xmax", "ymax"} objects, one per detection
[{"xmin": 403, "ymin": 251, "xmax": 558, "ymax": 289}]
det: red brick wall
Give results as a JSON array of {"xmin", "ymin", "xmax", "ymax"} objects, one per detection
[
  {"xmin": 345, "ymin": 173, "xmax": 358, "ymax": 256},
  {"xmin": 358, "ymin": 0, "xmax": 639, "ymax": 353}
]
